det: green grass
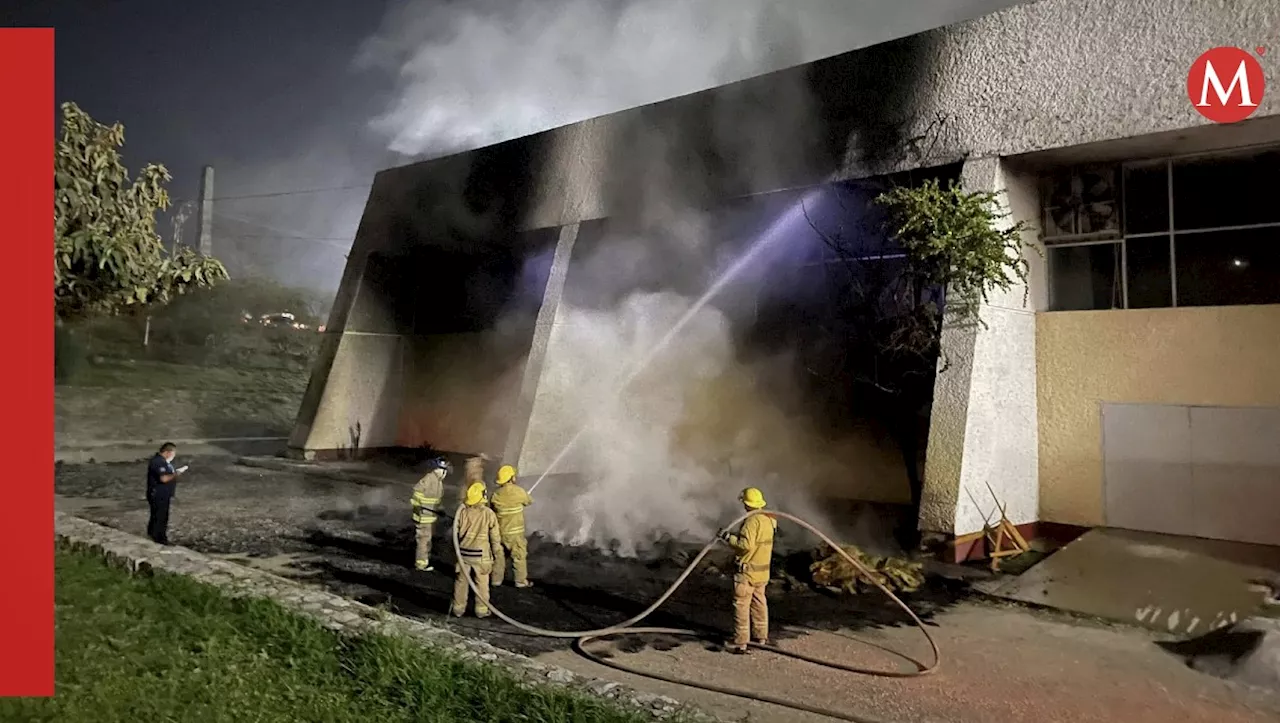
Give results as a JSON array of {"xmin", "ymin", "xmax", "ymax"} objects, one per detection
[
  {"xmin": 62, "ymin": 358, "xmax": 307, "ymax": 395},
  {"xmin": 55, "ymin": 359, "xmax": 310, "ymax": 440},
  {"xmin": 1, "ymin": 549, "xmax": 655, "ymax": 723}
]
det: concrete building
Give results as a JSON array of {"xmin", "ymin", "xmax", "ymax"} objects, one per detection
[{"xmin": 292, "ymin": 0, "xmax": 1280, "ymax": 553}]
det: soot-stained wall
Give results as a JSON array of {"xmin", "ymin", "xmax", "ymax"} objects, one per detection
[
  {"xmin": 292, "ymin": 0, "xmax": 1280, "ymax": 500},
  {"xmin": 392, "ymin": 229, "xmax": 561, "ymax": 454}
]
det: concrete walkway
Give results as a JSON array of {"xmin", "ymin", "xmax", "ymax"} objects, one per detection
[
  {"xmin": 543, "ymin": 602, "xmax": 1280, "ymax": 723},
  {"xmin": 976, "ymin": 528, "xmax": 1280, "ymax": 635}
]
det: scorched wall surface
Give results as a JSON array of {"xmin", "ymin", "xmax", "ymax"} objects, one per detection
[{"xmin": 292, "ymin": 0, "xmax": 1280, "ymax": 518}]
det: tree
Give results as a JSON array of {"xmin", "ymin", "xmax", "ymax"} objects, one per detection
[
  {"xmin": 875, "ymin": 178, "xmax": 1032, "ymax": 341},
  {"xmin": 53, "ymin": 102, "xmax": 228, "ymax": 322},
  {"xmin": 804, "ymin": 175, "xmax": 1032, "ymax": 546}
]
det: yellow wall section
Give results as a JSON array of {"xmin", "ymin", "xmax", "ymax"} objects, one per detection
[{"xmin": 1036, "ymin": 305, "xmax": 1280, "ymax": 526}]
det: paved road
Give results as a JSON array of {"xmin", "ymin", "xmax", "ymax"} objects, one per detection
[{"xmin": 55, "ymin": 459, "xmax": 1280, "ymax": 723}]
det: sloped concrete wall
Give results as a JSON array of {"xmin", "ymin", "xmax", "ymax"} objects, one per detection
[{"xmin": 294, "ymin": 332, "xmax": 407, "ymax": 457}]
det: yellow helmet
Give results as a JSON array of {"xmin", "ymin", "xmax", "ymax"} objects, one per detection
[
  {"xmin": 497, "ymin": 465, "xmax": 517, "ymax": 485},
  {"xmin": 464, "ymin": 482, "xmax": 487, "ymax": 506},
  {"xmin": 740, "ymin": 487, "xmax": 766, "ymax": 509}
]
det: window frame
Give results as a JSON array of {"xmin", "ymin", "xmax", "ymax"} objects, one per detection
[
  {"xmin": 1045, "ymin": 238, "xmax": 1126, "ymax": 311},
  {"xmin": 1044, "ymin": 142, "xmax": 1280, "ymax": 311}
]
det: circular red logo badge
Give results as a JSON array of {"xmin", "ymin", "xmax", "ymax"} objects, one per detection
[{"xmin": 1187, "ymin": 47, "xmax": 1266, "ymax": 124}]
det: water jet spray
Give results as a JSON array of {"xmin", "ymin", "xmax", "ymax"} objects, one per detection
[{"xmin": 528, "ymin": 190, "xmax": 822, "ymax": 494}]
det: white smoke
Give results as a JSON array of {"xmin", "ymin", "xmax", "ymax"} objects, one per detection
[
  {"xmin": 353, "ymin": 0, "xmax": 1023, "ymax": 555},
  {"xmin": 534, "ymin": 292, "xmax": 733, "ymax": 554},
  {"xmin": 359, "ymin": 0, "xmax": 1023, "ymax": 157},
  {"xmin": 516, "ymin": 218, "xmax": 855, "ymax": 556}
]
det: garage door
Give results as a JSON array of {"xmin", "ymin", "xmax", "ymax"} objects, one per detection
[{"xmin": 1102, "ymin": 403, "xmax": 1280, "ymax": 546}]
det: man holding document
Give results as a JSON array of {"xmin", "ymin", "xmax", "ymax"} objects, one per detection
[{"xmin": 145, "ymin": 442, "xmax": 189, "ymax": 545}]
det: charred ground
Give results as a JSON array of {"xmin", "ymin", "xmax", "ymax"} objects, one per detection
[{"xmin": 53, "ymin": 457, "xmax": 964, "ymax": 661}]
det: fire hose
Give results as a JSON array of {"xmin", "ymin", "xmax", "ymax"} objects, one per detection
[{"xmin": 451, "ymin": 507, "xmax": 941, "ymax": 723}]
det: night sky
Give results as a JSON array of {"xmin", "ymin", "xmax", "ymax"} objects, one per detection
[
  {"xmin": 8, "ymin": 0, "xmax": 1022, "ymax": 292},
  {"xmin": 7, "ymin": 0, "xmax": 402, "ymax": 291},
  {"xmin": 7, "ymin": 0, "xmax": 397, "ymax": 199}
]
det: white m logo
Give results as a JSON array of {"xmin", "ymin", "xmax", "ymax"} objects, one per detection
[{"xmin": 1197, "ymin": 59, "xmax": 1259, "ymax": 107}]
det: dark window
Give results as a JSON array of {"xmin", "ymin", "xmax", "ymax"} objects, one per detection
[
  {"xmin": 409, "ymin": 228, "xmax": 558, "ymax": 335},
  {"xmin": 1048, "ymin": 243, "xmax": 1123, "ymax": 311},
  {"xmin": 411, "ymin": 251, "xmax": 473, "ymax": 334},
  {"xmin": 1171, "ymin": 149, "xmax": 1280, "ymax": 230},
  {"xmin": 460, "ymin": 259, "xmax": 523, "ymax": 328},
  {"xmin": 1174, "ymin": 226, "xmax": 1280, "ymax": 307},
  {"xmin": 1046, "ymin": 147, "xmax": 1280, "ymax": 312},
  {"xmin": 1122, "ymin": 162, "xmax": 1169, "ymax": 235},
  {"xmin": 823, "ymin": 181, "xmax": 898, "ymax": 257},
  {"xmin": 1124, "ymin": 237, "xmax": 1173, "ymax": 308}
]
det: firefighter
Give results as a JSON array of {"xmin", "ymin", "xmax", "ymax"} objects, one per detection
[
  {"xmin": 451, "ymin": 481, "xmax": 503, "ymax": 618},
  {"xmin": 490, "ymin": 464, "xmax": 534, "ymax": 588},
  {"xmin": 411, "ymin": 457, "xmax": 450, "ymax": 571},
  {"xmin": 718, "ymin": 487, "xmax": 777, "ymax": 654}
]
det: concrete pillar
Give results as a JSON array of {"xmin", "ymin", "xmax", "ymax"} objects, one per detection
[
  {"xmin": 196, "ymin": 165, "xmax": 214, "ymax": 256},
  {"xmin": 919, "ymin": 156, "xmax": 1045, "ymax": 545},
  {"xmin": 502, "ymin": 223, "xmax": 580, "ymax": 466}
]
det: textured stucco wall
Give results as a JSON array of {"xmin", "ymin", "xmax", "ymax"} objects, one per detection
[
  {"xmin": 956, "ymin": 161, "xmax": 1043, "ymax": 535},
  {"xmin": 920, "ymin": 157, "xmax": 1043, "ymax": 535},
  {"xmin": 1037, "ymin": 305, "xmax": 1280, "ymax": 526},
  {"xmin": 358, "ymin": 0, "xmax": 1280, "ymax": 235},
  {"xmin": 907, "ymin": 0, "xmax": 1280, "ymax": 169}
]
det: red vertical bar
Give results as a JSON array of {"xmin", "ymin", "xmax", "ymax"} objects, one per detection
[{"xmin": 0, "ymin": 28, "xmax": 55, "ymax": 697}]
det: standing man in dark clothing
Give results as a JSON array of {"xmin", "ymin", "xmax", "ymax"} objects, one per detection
[{"xmin": 146, "ymin": 443, "xmax": 187, "ymax": 545}]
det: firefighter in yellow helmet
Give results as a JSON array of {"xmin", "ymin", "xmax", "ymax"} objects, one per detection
[
  {"xmin": 410, "ymin": 457, "xmax": 449, "ymax": 571},
  {"xmin": 717, "ymin": 487, "xmax": 777, "ymax": 654},
  {"xmin": 451, "ymin": 482, "xmax": 503, "ymax": 618},
  {"xmin": 490, "ymin": 464, "xmax": 534, "ymax": 588}
]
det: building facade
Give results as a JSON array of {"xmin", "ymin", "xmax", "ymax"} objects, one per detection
[{"xmin": 291, "ymin": 0, "xmax": 1280, "ymax": 550}]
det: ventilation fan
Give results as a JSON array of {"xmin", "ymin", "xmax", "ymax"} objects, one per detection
[
  {"xmin": 1080, "ymin": 168, "xmax": 1116, "ymax": 204},
  {"xmin": 1078, "ymin": 201, "xmax": 1119, "ymax": 234},
  {"xmin": 1042, "ymin": 167, "xmax": 1120, "ymax": 240},
  {"xmin": 1044, "ymin": 205, "xmax": 1077, "ymax": 237}
]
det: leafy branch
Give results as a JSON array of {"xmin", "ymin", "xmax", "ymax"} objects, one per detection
[
  {"xmin": 876, "ymin": 178, "xmax": 1034, "ymax": 335},
  {"xmin": 54, "ymin": 102, "xmax": 229, "ymax": 322},
  {"xmin": 802, "ymin": 176, "xmax": 1034, "ymax": 403}
]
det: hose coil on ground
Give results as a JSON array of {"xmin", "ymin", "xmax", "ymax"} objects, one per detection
[{"xmin": 451, "ymin": 508, "xmax": 940, "ymax": 723}]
